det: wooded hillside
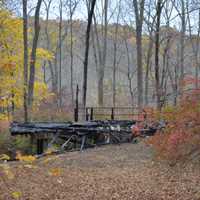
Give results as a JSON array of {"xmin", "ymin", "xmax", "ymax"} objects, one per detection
[{"xmin": 1, "ymin": 0, "xmax": 200, "ymax": 121}]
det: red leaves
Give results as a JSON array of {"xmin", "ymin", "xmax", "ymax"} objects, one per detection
[
  {"xmin": 182, "ymin": 75, "xmax": 200, "ymax": 87},
  {"xmin": 148, "ymin": 88, "xmax": 200, "ymax": 163}
]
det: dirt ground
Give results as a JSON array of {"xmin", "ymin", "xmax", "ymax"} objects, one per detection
[{"xmin": 0, "ymin": 141, "xmax": 200, "ymax": 200}]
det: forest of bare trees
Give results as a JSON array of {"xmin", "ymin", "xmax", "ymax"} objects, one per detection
[{"xmin": 1, "ymin": 0, "xmax": 200, "ymax": 120}]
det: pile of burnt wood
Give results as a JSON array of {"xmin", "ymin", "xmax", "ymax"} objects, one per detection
[{"xmin": 10, "ymin": 120, "xmax": 165, "ymax": 154}]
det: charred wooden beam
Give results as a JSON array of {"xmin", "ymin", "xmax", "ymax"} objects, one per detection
[{"xmin": 9, "ymin": 120, "xmax": 165, "ymax": 154}]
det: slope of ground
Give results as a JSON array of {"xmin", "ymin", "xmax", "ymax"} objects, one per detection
[{"xmin": 0, "ymin": 141, "xmax": 200, "ymax": 200}]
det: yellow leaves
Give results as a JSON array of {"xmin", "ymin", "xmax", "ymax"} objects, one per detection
[
  {"xmin": 0, "ymin": 86, "xmax": 23, "ymax": 109},
  {"xmin": 24, "ymin": 164, "xmax": 37, "ymax": 169},
  {"xmin": 0, "ymin": 96, "xmax": 9, "ymax": 108},
  {"xmin": 34, "ymin": 48, "xmax": 54, "ymax": 70},
  {"xmin": 49, "ymin": 168, "xmax": 62, "ymax": 176},
  {"xmin": 0, "ymin": 10, "xmax": 52, "ymax": 113},
  {"xmin": 0, "ymin": 113, "xmax": 9, "ymax": 120},
  {"xmin": 4, "ymin": 169, "xmax": 14, "ymax": 180},
  {"xmin": 1, "ymin": 164, "xmax": 15, "ymax": 179},
  {"xmin": 34, "ymin": 82, "xmax": 48, "ymax": 94},
  {"xmin": 12, "ymin": 191, "xmax": 22, "ymax": 199},
  {"xmin": 42, "ymin": 149, "xmax": 57, "ymax": 163},
  {"xmin": 36, "ymin": 48, "xmax": 54, "ymax": 61},
  {"xmin": 17, "ymin": 155, "xmax": 36, "ymax": 163},
  {"xmin": 16, "ymin": 152, "xmax": 36, "ymax": 163},
  {"xmin": 42, "ymin": 157, "xmax": 53, "ymax": 164},
  {"xmin": 0, "ymin": 154, "xmax": 10, "ymax": 161},
  {"xmin": 0, "ymin": 10, "xmax": 23, "ymax": 49},
  {"xmin": 33, "ymin": 82, "xmax": 50, "ymax": 108},
  {"xmin": 0, "ymin": 10, "xmax": 23, "ymax": 112},
  {"xmin": 45, "ymin": 149, "xmax": 53, "ymax": 155}
]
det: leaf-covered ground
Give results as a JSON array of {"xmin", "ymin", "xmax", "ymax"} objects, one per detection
[{"xmin": 0, "ymin": 142, "xmax": 200, "ymax": 200}]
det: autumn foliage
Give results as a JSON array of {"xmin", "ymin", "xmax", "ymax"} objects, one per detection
[
  {"xmin": 0, "ymin": 10, "xmax": 53, "ymax": 121},
  {"xmin": 148, "ymin": 86, "xmax": 200, "ymax": 164}
]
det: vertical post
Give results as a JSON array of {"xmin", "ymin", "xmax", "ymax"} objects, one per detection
[
  {"xmin": 86, "ymin": 107, "xmax": 89, "ymax": 121},
  {"xmin": 74, "ymin": 84, "xmax": 79, "ymax": 122},
  {"xmin": 30, "ymin": 135, "xmax": 34, "ymax": 154},
  {"xmin": 80, "ymin": 135, "xmax": 86, "ymax": 151},
  {"xmin": 111, "ymin": 107, "xmax": 114, "ymax": 120},
  {"xmin": 90, "ymin": 107, "xmax": 94, "ymax": 120},
  {"xmin": 74, "ymin": 108, "xmax": 78, "ymax": 122},
  {"xmin": 37, "ymin": 138, "xmax": 44, "ymax": 155}
]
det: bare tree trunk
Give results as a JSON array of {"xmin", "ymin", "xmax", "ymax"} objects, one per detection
[
  {"xmin": 97, "ymin": 72, "xmax": 104, "ymax": 105},
  {"xmin": 58, "ymin": 0, "xmax": 63, "ymax": 107},
  {"xmin": 187, "ymin": 3, "xmax": 200, "ymax": 89},
  {"xmin": 145, "ymin": 36, "xmax": 153, "ymax": 105},
  {"xmin": 180, "ymin": 0, "xmax": 186, "ymax": 92},
  {"xmin": 124, "ymin": 34, "xmax": 134, "ymax": 106},
  {"xmin": 91, "ymin": 25, "xmax": 98, "ymax": 71},
  {"xmin": 92, "ymin": 14, "xmax": 103, "ymax": 106},
  {"xmin": 68, "ymin": 0, "xmax": 78, "ymax": 106},
  {"xmin": 53, "ymin": 57, "xmax": 59, "ymax": 98},
  {"xmin": 49, "ymin": 61, "xmax": 57, "ymax": 93},
  {"xmin": 53, "ymin": 18, "xmax": 69, "ymax": 106},
  {"xmin": 161, "ymin": 44, "xmax": 169, "ymax": 104},
  {"xmin": 22, "ymin": 0, "xmax": 28, "ymax": 122},
  {"xmin": 133, "ymin": 0, "xmax": 145, "ymax": 109},
  {"xmin": 69, "ymin": 0, "xmax": 74, "ymax": 106},
  {"xmin": 97, "ymin": 0, "xmax": 108, "ymax": 106},
  {"xmin": 112, "ymin": 1, "xmax": 121, "ymax": 107},
  {"xmin": 195, "ymin": 9, "xmax": 200, "ymax": 89},
  {"xmin": 113, "ymin": 37, "xmax": 117, "ymax": 107},
  {"xmin": 160, "ymin": 1, "xmax": 174, "ymax": 106},
  {"xmin": 161, "ymin": 42, "xmax": 170, "ymax": 106},
  {"xmin": 155, "ymin": 0, "xmax": 162, "ymax": 110},
  {"xmin": 82, "ymin": 0, "xmax": 96, "ymax": 108},
  {"xmin": 28, "ymin": 0, "xmax": 42, "ymax": 109},
  {"xmin": 144, "ymin": 1, "xmax": 155, "ymax": 106},
  {"xmin": 174, "ymin": 42, "xmax": 179, "ymax": 105},
  {"xmin": 44, "ymin": 0, "xmax": 56, "ymax": 94}
]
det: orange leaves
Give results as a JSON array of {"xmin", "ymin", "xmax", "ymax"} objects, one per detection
[
  {"xmin": 0, "ymin": 62, "xmax": 15, "ymax": 72},
  {"xmin": 16, "ymin": 152, "xmax": 36, "ymax": 163},
  {"xmin": 48, "ymin": 168, "xmax": 62, "ymax": 176},
  {"xmin": 148, "ymin": 88, "xmax": 200, "ymax": 163}
]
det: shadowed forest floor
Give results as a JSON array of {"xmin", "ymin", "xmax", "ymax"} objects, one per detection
[{"xmin": 0, "ymin": 141, "xmax": 200, "ymax": 200}]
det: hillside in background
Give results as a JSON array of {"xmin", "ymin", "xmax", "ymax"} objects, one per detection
[{"xmin": 35, "ymin": 18, "xmax": 199, "ymax": 107}]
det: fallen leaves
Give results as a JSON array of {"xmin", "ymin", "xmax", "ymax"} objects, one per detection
[
  {"xmin": 16, "ymin": 152, "xmax": 36, "ymax": 163},
  {"xmin": 42, "ymin": 157, "xmax": 54, "ymax": 164},
  {"xmin": 0, "ymin": 154, "xmax": 10, "ymax": 161},
  {"xmin": 12, "ymin": 191, "xmax": 22, "ymax": 199},
  {"xmin": 0, "ymin": 143, "xmax": 200, "ymax": 200},
  {"xmin": 48, "ymin": 168, "xmax": 62, "ymax": 176},
  {"xmin": 1, "ymin": 164, "xmax": 15, "ymax": 179}
]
